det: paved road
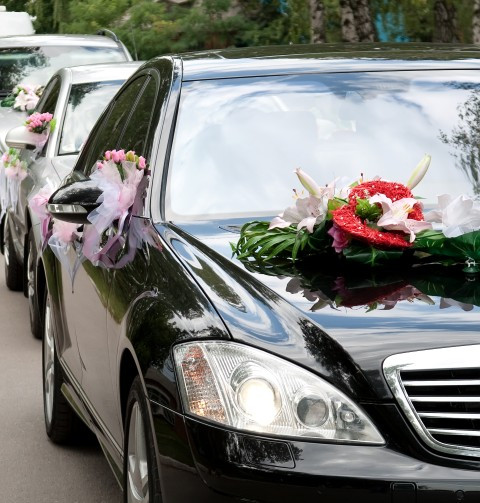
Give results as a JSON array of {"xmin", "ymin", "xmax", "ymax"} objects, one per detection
[{"xmin": 0, "ymin": 257, "xmax": 121, "ymax": 503}]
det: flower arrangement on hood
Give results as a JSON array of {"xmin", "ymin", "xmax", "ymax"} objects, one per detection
[
  {"xmin": 233, "ymin": 155, "xmax": 480, "ymax": 273},
  {"xmin": 25, "ymin": 112, "xmax": 56, "ymax": 134},
  {"xmin": 0, "ymin": 84, "xmax": 43, "ymax": 111}
]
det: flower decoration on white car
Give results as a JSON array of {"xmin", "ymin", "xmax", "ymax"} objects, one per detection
[
  {"xmin": 0, "ymin": 148, "xmax": 27, "ymax": 219},
  {"xmin": 0, "ymin": 84, "xmax": 43, "ymax": 111},
  {"xmin": 23, "ymin": 112, "xmax": 56, "ymax": 154}
]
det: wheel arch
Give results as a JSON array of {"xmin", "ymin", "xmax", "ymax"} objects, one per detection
[{"xmin": 119, "ymin": 349, "xmax": 141, "ymax": 428}]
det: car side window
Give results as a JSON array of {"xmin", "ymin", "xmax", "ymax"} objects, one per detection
[
  {"xmin": 81, "ymin": 75, "xmax": 148, "ymax": 175},
  {"xmin": 35, "ymin": 77, "xmax": 61, "ymax": 115},
  {"xmin": 118, "ymin": 77, "xmax": 158, "ymax": 159}
]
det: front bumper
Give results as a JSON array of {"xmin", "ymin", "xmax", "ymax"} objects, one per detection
[{"xmin": 151, "ymin": 401, "xmax": 480, "ymax": 503}]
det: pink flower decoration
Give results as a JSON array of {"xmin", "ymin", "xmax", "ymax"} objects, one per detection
[
  {"xmin": 104, "ymin": 151, "xmax": 111, "ymax": 161},
  {"xmin": 328, "ymin": 223, "xmax": 350, "ymax": 253},
  {"xmin": 138, "ymin": 156, "xmax": 146, "ymax": 169},
  {"xmin": 111, "ymin": 150, "xmax": 121, "ymax": 163}
]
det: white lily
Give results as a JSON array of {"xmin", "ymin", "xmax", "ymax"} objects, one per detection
[
  {"xmin": 14, "ymin": 90, "xmax": 39, "ymax": 111},
  {"xmin": 406, "ymin": 154, "xmax": 431, "ymax": 190},
  {"xmin": 295, "ymin": 168, "xmax": 323, "ymax": 197},
  {"xmin": 425, "ymin": 194, "xmax": 480, "ymax": 238},
  {"xmin": 369, "ymin": 193, "xmax": 432, "ymax": 242},
  {"xmin": 270, "ymin": 169, "xmax": 344, "ymax": 233}
]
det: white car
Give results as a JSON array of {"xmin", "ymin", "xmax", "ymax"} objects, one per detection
[
  {"xmin": 0, "ymin": 7, "xmax": 35, "ymax": 37},
  {"xmin": 3, "ymin": 61, "xmax": 142, "ymax": 338}
]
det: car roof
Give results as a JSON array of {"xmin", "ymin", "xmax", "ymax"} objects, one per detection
[
  {"xmin": 61, "ymin": 61, "xmax": 144, "ymax": 85},
  {"xmin": 0, "ymin": 34, "xmax": 122, "ymax": 48},
  {"xmin": 178, "ymin": 43, "xmax": 480, "ymax": 81}
]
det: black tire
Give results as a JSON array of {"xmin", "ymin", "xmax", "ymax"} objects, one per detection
[
  {"xmin": 42, "ymin": 292, "xmax": 79, "ymax": 444},
  {"xmin": 27, "ymin": 228, "xmax": 43, "ymax": 339},
  {"xmin": 4, "ymin": 215, "xmax": 23, "ymax": 291},
  {"xmin": 123, "ymin": 376, "xmax": 162, "ymax": 503},
  {"xmin": 0, "ymin": 214, "xmax": 4, "ymax": 255}
]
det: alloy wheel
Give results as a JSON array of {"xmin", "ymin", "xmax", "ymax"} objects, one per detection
[
  {"xmin": 127, "ymin": 402, "xmax": 149, "ymax": 503},
  {"xmin": 43, "ymin": 296, "xmax": 55, "ymax": 426}
]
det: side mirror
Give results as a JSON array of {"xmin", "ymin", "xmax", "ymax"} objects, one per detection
[
  {"xmin": 5, "ymin": 126, "xmax": 39, "ymax": 150},
  {"xmin": 47, "ymin": 180, "xmax": 103, "ymax": 224}
]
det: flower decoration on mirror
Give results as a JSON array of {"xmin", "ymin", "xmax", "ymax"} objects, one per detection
[
  {"xmin": 0, "ymin": 84, "xmax": 43, "ymax": 111},
  {"xmin": 24, "ymin": 112, "xmax": 56, "ymax": 135},
  {"xmin": 24, "ymin": 112, "xmax": 56, "ymax": 154},
  {"xmin": 80, "ymin": 149, "xmax": 151, "ymax": 268}
]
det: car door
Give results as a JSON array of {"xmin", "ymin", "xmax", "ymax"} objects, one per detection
[{"xmin": 58, "ymin": 73, "xmax": 154, "ymax": 436}]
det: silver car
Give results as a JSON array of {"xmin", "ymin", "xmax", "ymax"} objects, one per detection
[
  {"xmin": 0, "ymin": 33, "xmax": 132, "ymax": 155},
  {"xmin": 3, "ymin": 61, "xmax": 142, "ymax": 338}
]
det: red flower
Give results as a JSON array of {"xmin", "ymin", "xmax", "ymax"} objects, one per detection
[{"xmin": 332, "ymin": 181, "xmax": 425, "ymax": 249}]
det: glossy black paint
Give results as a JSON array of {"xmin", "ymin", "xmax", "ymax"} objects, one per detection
[
  {"xmin": 48, "ymin": 179, "xmax": 102, "ymax": 223},
  {"xmin": 40, "ymin": 46, "xmax": 480, "ymax": 501}
]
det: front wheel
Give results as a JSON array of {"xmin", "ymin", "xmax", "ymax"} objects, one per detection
[
  {"xmin": 43, "ymin": 293, "xmax": 79, "ymax": 444},
  {"xmin": 123, "ymin": 376, "xmax": 162, "ymax": 503}
]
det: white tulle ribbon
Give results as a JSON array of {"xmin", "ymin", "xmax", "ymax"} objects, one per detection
[
  {"xmin": 1, "ymin": 150, "xmax": 28, "ymax": 216},
  {"xmin": 29, "ymin": 182, "xmax": 55, "ymax": 253},
  {"xmin": 82, "ymin": 159, "xmax": 145, "ymax": 266},
  {"xmin": 47, "ymin": 220, "xmax": 83, "ymax": 287},
  {"xmin": 45, "ymin": 149, "xmax": 153, "ymax": 273}
]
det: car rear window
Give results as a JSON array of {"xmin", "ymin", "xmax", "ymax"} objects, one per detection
[
  {"xmin": 167, "ymin": 70, "xmax": 480, "ymax": 220},
  {"xmin": 0, "ymin": 46, "xmax": 126, "ymax": 94}
]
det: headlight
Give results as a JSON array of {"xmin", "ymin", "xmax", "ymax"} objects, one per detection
[{"xmin": 173, "ymin": 341, "xmax": 384, "ymax": 444}]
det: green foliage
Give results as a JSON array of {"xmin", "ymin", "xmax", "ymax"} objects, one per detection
[
  {"xmin": 7, "ymin": 1, "xmax": 480, "ymax": 65},
  {"xmin": 61, "ymin": 0, "xmax": 130, "ymax": 34},
  {"xmin": 232, "ymin": 220, "xmax": 331, "ymax": 262},
  {"xmin": 355, "ymin": 198, "xmax": 382, "ymax": 221},
  {"xmin": 342, "ymin": 244, "xmax": 403, "ymax": 266},
  {"xmin": 414, "ymin": 229, "xmax": 480, "ymax": 263}
]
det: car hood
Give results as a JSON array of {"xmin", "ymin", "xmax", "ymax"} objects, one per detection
[{"xmin": 162, "ymin": 220, "xmax": 480, "ymax": 402}]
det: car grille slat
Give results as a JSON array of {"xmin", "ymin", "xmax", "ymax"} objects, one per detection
[
  {"xmin": 409, "ymin": 396, "xmax": 480, "ymax": 402},
  {"xmin": 383, "ymin": 345, "xmax": 480, "ymax": 459},
  {"xmin": 419, "ymin": 412, "xmax": 480, "ymax": 419},
  {"xmin": 429, "ymin": 428, "xmax": 480, "ymax": 437},
  {"xmin": 403, "ymin": 379, "xmax": 480, "ymax": 387}
]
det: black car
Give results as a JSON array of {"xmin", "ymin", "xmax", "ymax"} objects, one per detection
[{"xmin": 40, "ymin": 44, "xmax": 480, "ymax": 502}]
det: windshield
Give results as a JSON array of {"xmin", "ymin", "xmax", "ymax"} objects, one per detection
[
  {"xmin": 59, "ymin": 80, "xmax": 124, "ymax": 156},
  {"xmin": 167, "ymin": 70, "xmax": 480, "ymax": 220},
  {"xmin": 0, "ymin": 46, "xmax": 126, "ymax": 93}
]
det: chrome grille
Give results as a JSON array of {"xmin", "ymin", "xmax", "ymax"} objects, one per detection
[{"xmin": 384, "ymin": 345, "xmax": 480, "ymax": 459}]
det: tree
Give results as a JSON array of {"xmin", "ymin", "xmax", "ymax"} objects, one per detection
[
  {"xmin": 353, "ymin": 0, "xmax": 376, "ymax": 41},
  {"xmin": 433, "ymin": 0, "xmax": 459, "ymax": 42},
  {"xmin": 339, "ymin": 0, "xmax": 376, "ymax": 42},
  {"xmin": 473, "ymin": 0, "xmax": 480, "ymax": 44},
  {"xmin": 340, "ymin": 0, "xmax": 359, "ymax": 41},
  {"xmin": 440, "ymin": 88, "xmax": 480, "ymax": 196},
  {"xmin": 309, "ymin": 0, "xmax": 326, "ymax": 42}
]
